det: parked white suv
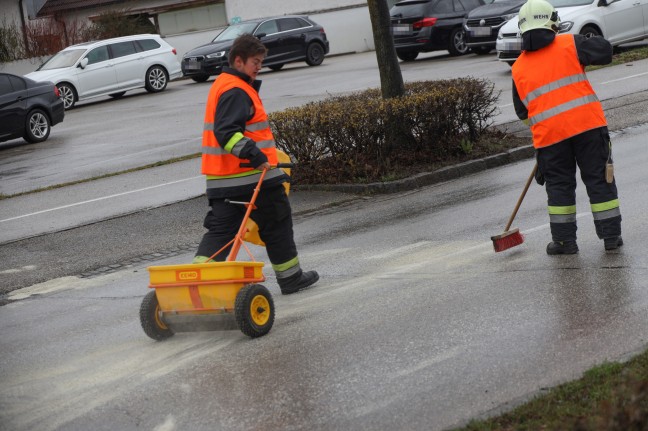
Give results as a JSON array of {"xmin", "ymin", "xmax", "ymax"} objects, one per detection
[
  {"xmin": 26, "ymin": 34, "xmax": 182, "ymax": 109},
  {"xmin": 496, "ymin": 0, "xmax": 648, "ymax": 66}
]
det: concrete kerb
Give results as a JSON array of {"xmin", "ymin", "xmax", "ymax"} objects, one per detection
[{"xmin": 292, "ymin": 144, "xmax": 535, "ymax": 195}]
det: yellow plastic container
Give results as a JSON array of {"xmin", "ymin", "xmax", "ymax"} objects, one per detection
[{"xmin": 148, "ymin": 261, "xmax": 265, "ymax": 313}]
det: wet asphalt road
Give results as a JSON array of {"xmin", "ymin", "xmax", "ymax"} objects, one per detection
[
  {"xmin": 0, "ymin": 51, "xmax": 647, "ymax": 430},
  {"xmin": 1, "ymin": 122, "xmax": 647, "ymax": 431},
  {"xmin": 0, "ymin": 125, "xmax": 648, "ymax": 430}
]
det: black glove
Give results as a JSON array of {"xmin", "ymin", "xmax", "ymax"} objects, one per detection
[
  {"xmin": 535, "ymin": 167, "xmax": 545, "ymax": 186},
  {"xmin": 534, "ymin": 152, "xmax": 545, "ymax": 186}
]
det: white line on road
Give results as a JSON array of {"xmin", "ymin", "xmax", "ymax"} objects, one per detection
[
  {"xmin": 600, "ymin": 72, "xmax": 648, "ymax": 85},
  {"xmin": 0, "ymin": 176, "xmax": 202, "ymax": 223}
]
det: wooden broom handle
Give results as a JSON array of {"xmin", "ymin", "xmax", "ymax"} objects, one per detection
[{"xmin": 504, "ymin": 163, "xmax": 538, "ymax": 232}]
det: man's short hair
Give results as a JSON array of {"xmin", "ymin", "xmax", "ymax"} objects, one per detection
[{"xmin": 229, "ymin": 34, "xmax": 267, "ymax": 66}]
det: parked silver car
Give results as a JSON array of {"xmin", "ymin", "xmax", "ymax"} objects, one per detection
[
  {"xmin": 26, "ymin": 34, "xmax": 182, "ymax": 109},
  {"xmin": 496, "ymin": 0, "xmax": 648, "ymax": 65}
]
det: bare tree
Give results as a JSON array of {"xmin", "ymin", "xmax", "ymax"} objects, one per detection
[{"xmin": 367, "ymin": 0, "xmax": 404, "ymax": 99}]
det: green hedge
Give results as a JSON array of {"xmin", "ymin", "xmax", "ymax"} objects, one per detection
[{"xmin": 269, "ymin": 78, "xmax": 500, "ymax": 184}]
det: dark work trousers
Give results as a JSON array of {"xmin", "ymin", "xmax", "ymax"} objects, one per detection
[
  {"xmin": 536, "ymin": 127, "xmax": 621, "ymax": 242},
  {"xmin": 196, "ymin": 185, "xmax": 298, "ymax": 264}
]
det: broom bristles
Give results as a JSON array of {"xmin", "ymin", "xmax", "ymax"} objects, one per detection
[{"xmin": 491, "ymin": 228, "xmax": 524, "ymax": 252}]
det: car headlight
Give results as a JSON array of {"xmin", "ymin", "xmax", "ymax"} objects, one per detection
[
  {"xmin": 502, "ymin": 13, "xmax": 517, "ymax": 21},
  {"xmin": 206, "ymin": 51, "xmax": 226, "ymax": 59},
  {"xmin": 559, "ymin": 21, "xmax": 574, "ymax": 33}
]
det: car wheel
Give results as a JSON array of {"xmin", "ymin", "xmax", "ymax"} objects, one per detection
[
  {"xmin": 191, "ymin": 74, "xmax": 210, "ymax": 83},
  {"xmin": 580, "ymin": 25, "xmax": 601, "ymax": 39},
  {"xmin": 396, "ymin": 50, "xmax": 418, "ymax": 62},
  {"xmin": 145, "ymin": 65, "xmax": 168, "ymax": 93},
  {"xmin": 268, "ymin": 64, "xmax": 284, "ymax": 71},
  {"xmin": 109, "ymin": 91, "xmax": 126, "ymax": 98},
  {"xmin": 23, "ymin": 108, "xmax": 51, "ymax": 143},
  {"xmin": 305, "ymin": 43, "xmax": 325, "ymax": 66},
  {"xmin": 448, "ymin": 27, "xmax": 469, "ymax": 56},
  {"xmin": 57, "ymin": 83, "xmax": 76, "ymax": 110},
  {"xmin": 471, "ymin": 46, "xmax": 492, "ymax": 55}
]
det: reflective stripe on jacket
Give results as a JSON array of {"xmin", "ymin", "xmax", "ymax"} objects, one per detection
[
  {"xmin": 512, "ymin": 34, "xmax": 607, "ymax": 149},
  {"xmin": 201, "ymin": 72, "xmax": 280, "ymax": 183}
]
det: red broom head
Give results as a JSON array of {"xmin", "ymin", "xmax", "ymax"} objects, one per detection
[{"xmin": 491, "ymin": 228, "xmax": 524, "ymax": 252}]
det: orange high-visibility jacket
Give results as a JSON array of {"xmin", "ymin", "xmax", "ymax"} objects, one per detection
[
  {"xmin": 202, "ymin": 73, "xmax": 278, "ymax": 177},
  {"xmin": 512, "ymin": 34, "xmax": 607, "ymax": 149}
]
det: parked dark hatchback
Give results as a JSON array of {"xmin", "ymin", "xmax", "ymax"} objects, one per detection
[
  {"xmin": 0, "ymin": 73, "xmax": 64, "ymax": 144},
  {"xmin": 463, "ymin": 0, "xmax": 524, "ymax": 54},
  {"xmin": 390, "ymin": 0, "xmax": 487, "ymax": 61},
  {"xmin": 181, "ymin": 15, "xmax": 329, "ymax": 82}
]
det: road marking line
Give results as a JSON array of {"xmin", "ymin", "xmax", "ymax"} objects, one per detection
[
  {"xmin": 0, "ymin": 265, "xmax": 37, "ymax": 274},
  {"xmin": 0, "ymin": 176, "xmax": 202, "ymax": 223},
  {"xmin": 600, "ymin": 71, "xmax": 648, "ymax": 85}
]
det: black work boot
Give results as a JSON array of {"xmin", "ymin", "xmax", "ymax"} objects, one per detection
[
  {"xmin": 604, "ymin": 236, "xmax": 624, "ymax": 251},
  {"xmin": 546, "ymin": 240, "xmax": 579, "ymax": 255},
  {"xmin": 277, "ymin": 270, "xmax": 319, "ymax": 295}
]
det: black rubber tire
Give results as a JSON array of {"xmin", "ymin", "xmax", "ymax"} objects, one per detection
[
  {"xmin": 191, "ymin": 74, "xmax": 210, "ymax": 83},
  {"xmin": 145, "ymin": 65, "xmax": 168, "ymax": 93},
  {"xmin": 234, "ymin": 284, "xmax": 274, "ymax": 338},
  {"xmin": 448, "ymin": 27, "xmax": 469, "ymax": 56},
  {"xmin": 57, "ymin": 83, "xmax": 76, "ymax": 109},
  {"xmin": 471, "ymin": 46, "xmax": 492, "ymax": 55},
  {"xmin": 305, "ymin": 43, "xmax": 325, "ymax": 66},
  {"xmin": 268, "ymin": 64, "xmax": 284, "ymax": 71},
  {"xmin": 580, "ymin": 25, "xmax": 601, "ymax": 39},
  {"xmin": 397, "ymin": 50, "xmax": 418, "ymax": 62},
  {"xmin": 23, "ymin": 108, "xmax": 51, "ymax": 143},
  {"xmin": 140, "ymin": 290, "xmax": 174, "ymax": 341},
  {"xmin": 109, "ymin": 91, "xmax": 126, "ymax": 98}
]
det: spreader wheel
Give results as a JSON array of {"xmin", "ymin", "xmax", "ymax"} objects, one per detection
[
  {"xmin": 235, "ymin": 284, "xmax": 274, "ymax": 338},
  {"xmin": 140, "ymin": 290, "xmax": 174, "ymax": 341}
]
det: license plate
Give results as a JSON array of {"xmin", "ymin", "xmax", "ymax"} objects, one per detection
[
  {"xmin": 470, "ymin": 27, "xmax": 491, "ymax": 37},
  {"xmin": 185, "ymin": 60, "xmax": 200, "ymax": 70},
  {"xmin": 502, "ymin": 39, "xmax": 522, "ymax": 51},
  {"xmin": 392, "ymin": 24, "xmax": 411, "ymax": 34}
]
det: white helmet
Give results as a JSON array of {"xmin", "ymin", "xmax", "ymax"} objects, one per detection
[{"xmin": 518, "ymin": 0, "xmax": 560, "ymax": 34}]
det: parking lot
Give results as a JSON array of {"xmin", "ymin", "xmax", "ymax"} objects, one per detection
[{"xmin": 3, "ymin": 47, "xmax": 648, "ymax": 198}]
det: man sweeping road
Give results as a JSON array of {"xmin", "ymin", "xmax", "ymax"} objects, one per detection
[{"xmin": 511, "ymin": 0, "xmax": 623, "ymax": 255}]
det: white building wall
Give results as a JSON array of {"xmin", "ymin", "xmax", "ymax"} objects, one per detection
[
  {"xmin": 222, "ymin": 0, "xmax": 374, "ymax": 55},
  {"xmin": 224, "ymin": 0, "xmax": 366, "ymax": 21},
  {"xmin": 158, "ymin": 2, "xmax": 227, "ymax": 34}
]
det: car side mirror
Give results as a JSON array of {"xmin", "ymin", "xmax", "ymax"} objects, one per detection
[
  {"xmin": 255, "ymin": 32, "xmax": 267, "ymax": 39},
  {"xmin": 598, "ymin": 0, "xmax": 608, "ymax": 5},
  {"xmin": 78, "ymin": 57, "xmax": 89, "ymax": 69}
]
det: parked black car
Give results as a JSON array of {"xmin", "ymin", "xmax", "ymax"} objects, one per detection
[
  {"xmin": 463, "ymin": 0, "xmax": 524, "ymax": 54},
  {"xmin": 390, "ymin": 0, "xmax": 488, "ymax": 61},
  {"xmin": 181, "ymin": 15, "xmax": 330, "ymax": 82},
  {"xmin": 0, "ymin": 73, "xmax": 64, "ymax": 144}
]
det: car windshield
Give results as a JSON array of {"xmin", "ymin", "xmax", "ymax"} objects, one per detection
[
  {"xmin": 551, "ymin": 0, "xmax": 593, "ymax": 7},
  {"xmin": 212, "ymin": 23, "xmax": 258, "ymax": 42},
  {"xmin": 38, "ymin": 49, "xmax": 86, "ymax": 70}
]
